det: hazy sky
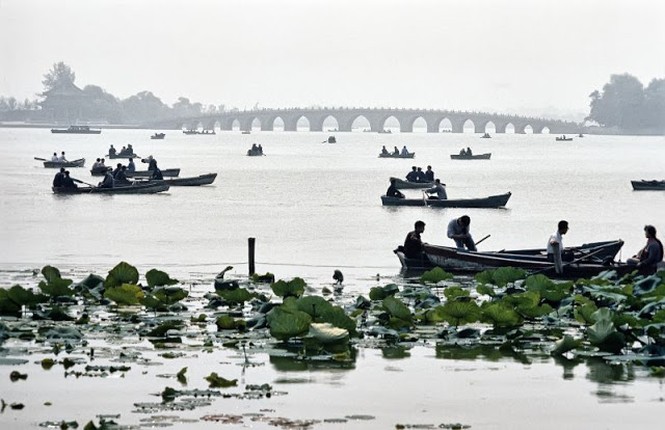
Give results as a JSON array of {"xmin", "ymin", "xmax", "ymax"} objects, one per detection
[{"xmin": 1, "ymin": 0, "xmax": 663, "ymax": 119}]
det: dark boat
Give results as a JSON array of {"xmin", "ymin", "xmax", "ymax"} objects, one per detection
[
  {"xmin": 389, "ymin": 177, "xmax": 434, "ymax": 189},
  {"xmin": 183, "ymin": 129, "xmax": 216, "ymax": 135},
  {"xmin": 241, "ymin": 130, "xmax": 251, "ymax": 135},
  {"xmin": 91, "ymin": 167, "xmax": 181, "ymax": 177},
  {"xmin": 395, "ymin": 240, "xmax": 631, "ymax": 279},
  {"xmin": 42, "ymin": 158, "xmax": 85, "ymax": 168},
  {"xmin": 481, "ymin": 133, "xmax": 491, "ymax": 138},
  {"xmin": 381, "ymin": 192, "xmax": 511, "ymax": 208},
  {"xmin": 247, "ymin": 148, "xmax": 264, "ymax": 156},
  {"xmin": 379, "ymin": 152, "xmax": 415, "ymax": 159},
  {"xmin": 324, "ymin": 136, "xmax": 336, "ymax": 143},
  {"xmin": 631, "ymin": 180, "xmax": 665, "ymax": 191},
  {"xmin": 52, "ymin": 182, "xmax": 169, "ymax": 195},
  {"xmin": 159, "ymin": 173, "xmax": 217, "ymax": 186},
  {"xmin": 450, "ymin": 153, "xmax": 491, "ymax": 160},
  {"xmin": 51, "ymin": 125, "xmax": 101, "ymax": 134},
  {"xmin": 555, "ymin": 136, "xmax": 573, "ymax": 141},
  {"xmin": 151, "ymin": 133, "xmax": 166, "ymax": 140},
  {"xmin": 107, "ymin": 153, "xmax": 140, "ymax": 159}
]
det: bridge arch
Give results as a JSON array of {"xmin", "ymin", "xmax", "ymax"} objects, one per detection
[
  {"xmin": 438, "ymin": 118, "xmax": 453, "ymax": 132},
  {"xmin": 272, "ymin": 116, "xmax": 285, "ymax": 131}
]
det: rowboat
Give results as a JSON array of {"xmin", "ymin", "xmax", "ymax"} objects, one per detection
[
  {"xmin": 555, "ymin": 136, "xmax": 573, "ymax": 141},
  {"xmin": 389, "ymin": 177, "xmax": 434, "ymax": 189},
  {"xmin": 381, "ymin": 192, "xmax": 511, "ymax": 208},
  {"xmin": 631, "ymin": 180, "xmax": 665, "ymax": 191},
  {"xmin": 247, "ymin": 149, "xmax": 264, "ymax": 156},
  {"xmin": 481, "ymin": 133, "xmax": 491, "ymax": 138},
  {"xmin": 183, "ymin": 130, "xmax": 215, "ymax": 135},
  {"xmin": 395, "ymin": 240, "xmax": 632, "ymax": 279},
  {"xmin": 127, "ymin": 168, "xmax": 180, "ymax": 178},
  {"xmin": 42, "ymin": 158, "xmax": 85, "ymax": 168},
  {"xmin": 52, "ymin": 182, "xmax": 169, "ymax": 195},
  {"xmin": 107, "ymin": 153, "xmax": 140, "ymax": 159},
  {"xmin": 450, "ymin": 153, "xmax": 491, "ymax": 160},
  {"xmin": 379, "ymin": 152, "xmax": 415, "ymax": 159},
  {"xmin": 51, "ymin": 125, "xmax": 101, "ymax": 134},
  {"xmin": 150, "ymin": 133, "xmax": 165, "ymax": 140},
  {"xmin": 159, "ymin": 173, "xmax": 217, "ymax": 186}
]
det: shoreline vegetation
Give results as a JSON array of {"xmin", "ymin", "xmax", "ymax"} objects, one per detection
[{"xmin": 2, "ymin": 262, "xmax": 665, "ymax": 428}]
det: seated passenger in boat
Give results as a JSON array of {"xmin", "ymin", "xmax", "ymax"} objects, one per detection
[
  {"xmin": 627, "ymin": 225, "xmax": 664, "ymax": 275},
  {"xmin": 386, "ymin": 178, "xmax": 405, "ymax": 199},
  {"xmin": 51, "ymin": 152, "xmax": 59, "ymax": 162},
  {"xmin": 447, "ymin": 215, "xmax": 476, "ymax": 251},
  {"xmin": 425, "ymin": 179, "xmax": 447, "ymax": 200},
  {"xmin": 405, "ymin": 166, "xmax": 418, "ymax": 182},
  {"xmin": 126, "ymin": 144, "xmax": 133, "ymax": 155},
  {"xmin": 114, "ymin": 166, "xmax": 131, "ymax": 185},
  {"xmin": 109, "ymin": 145, "xmax": 116, "ymax": 156},
  {"xmin": 401, "ymin": 146, "xmax": 409, "ymax": 156},
  {"xmin": 466, "ymin": 147, "xmax": 472, "ymax": 156},
  {"xmin": 53, "ymin": 168, "xmax": 65, "ymax": 187},
  {"xmin": 258, "ymin": 144, "xmax": 263, "ymax": 154},
  {"xmin": 150, "ymin": 160, "xmax": 163, "ymax": 180},
  {"xmin": 415, "ymin": 167, "xmax": 426, "ymax": 182},
  {"xmin": 62, "ymin": 171, "xmax": 78, "ymax": 189},
  {"xmin": 98, "ymin": 171, "xmax": 114, "ymax": 188},
  {"xmin": 403, "ymin": 220, "xmax": 426, "ymax": 259},
  {"xmin": 381, "ymin": 145, "xmax": 389, "ymax": 155},
  {"xmin": 127, "ymin": 158, "xmax": 136, "ymax": 173},
  {"xmin": 251, "ymin": 143, "xmax": 258, "ymax": 152},
  {"xmin": 459, "ymin": 148, "xmax": 466, "ymax": 156},
  {"xmin": 424, "ymin": 165, "xmax": 435, "ymax": 182},
  {"xmin": 119, "ymin": 146, "xmax": 127, "ymax": 156},
  {"xmin": 58, "ymin": 151, "xmax": 67, "ymax": 162},
  {"xmin": 393, "ymin": 146, "xmax": 400, "ymax": 155}
]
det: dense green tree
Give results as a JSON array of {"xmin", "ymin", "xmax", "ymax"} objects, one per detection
[
  {"xmin": 120, "ymin": 91, "xmax": 170, "ymax": 123},
  {"xmin": 42, "ymin": 62, "xmax": 76, "ymax": 91},
  {"xmin": 643, "ymin": 78, "xmax": 665, "ymax": 130}
]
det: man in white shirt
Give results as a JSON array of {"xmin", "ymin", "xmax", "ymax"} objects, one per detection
[
  {"xmin": 547, "ymin": 220, "xmax": 569, "ymax": 273},
  {"xmin": 57, "ymin": 151, "xmax": 67, "ymax": 162},
  {"xmin": 51, "ymin": 152, "xmax": 59, "ymax": 162}
]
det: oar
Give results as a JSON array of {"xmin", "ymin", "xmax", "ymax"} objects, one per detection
[
  {"xmin": 422, "ymin": 190, "xmax": 429, "ymax": 207},
  {"xmin": 474, "ymin": 234, "xmax": 491, "ymax": 246},
  {"xmin": 72, "ymin": 178, "xmax": 97, "ymax": 188},
  {"xmin": 34, "ymin": 157, "xmax": 47, "ymax": 161},
  {"xmin": 530, "ymin": 247, "xmax": 609, "ymax": 276}
]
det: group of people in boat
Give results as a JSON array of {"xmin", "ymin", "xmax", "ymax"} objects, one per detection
[
  {"xmin": 386, "ymin": 165, "xmax": 443, "ymax": 200},
  {"xmin": 459, "ymin": 147, "xmax": 473, "ymax": 156},
  {"xmin": 405, "ymin": 165, "xmax": 435, "ymax": 183},
  {"xmin": 403, "ymin": 218, "xmax": 664, "ymax": 276},
  {"xmin": 97, "ymin": 156, "xmax": 162, "ymax": 188},
  {"xmin": 52, "ymin": 168, "xmax": 77, "ymax": 189},
  {"xmin": 108, "ymin": 144, "xmax": 135, "ymax": 157},
  {"xmin": 249, "ymin": 144, "xmax": 264, "ymax": 155},
  {"xmin": 51, "ymin": 151, "xmax": 68, "ymax": 162},
  {"xmin": 381, "ymin": 145, "xmax": 411, "ymax": 156}
]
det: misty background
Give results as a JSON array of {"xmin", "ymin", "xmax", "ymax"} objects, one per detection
[{"xmin": 1, "ymin": 0, "xmax": 664, "ymax": 123}]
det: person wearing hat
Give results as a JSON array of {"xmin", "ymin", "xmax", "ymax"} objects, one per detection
[{"xmin": 628, "ymin": 225, "xmax": 664, "ymax": 275}]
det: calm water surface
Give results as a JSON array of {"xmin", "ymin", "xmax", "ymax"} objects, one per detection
[{"xmin": 1, "ymin": 128, "xmax": 665, "ymax": 429}]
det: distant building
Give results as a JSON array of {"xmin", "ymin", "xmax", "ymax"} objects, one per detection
[{"xmin": 39, "ymin": 80, "xmax": 90, "ymax": 123}]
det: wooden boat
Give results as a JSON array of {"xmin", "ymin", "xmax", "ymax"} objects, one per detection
[
  {"xmin": 107, "ymin": 153, "xmax": 140, "ymax": 159},
  {"xmin": 389, "ymin": 177, "xmax": 434, "ymax": 189},
  {"xmin": 160, "ymin": 173, "xmax": 217, "ymax": 186},
  {"xmin": 241, "ymin": 130, "xmax": 251, "ymax": 134},
  {"xmin": 631, "ymin": 180, "xmax": 665, "ymax": 191},
  {"xmin": 151, "ymin": 133, "xmax": 166, "ymax": 140},
  {"xmin": 91, "ymin": 167, "xmax": 180, "ymax": 177},
  {"xmin": 52, "ymin": 182, "xmax": 169, "ymax": 195},
  {"xmin": 42, "ymin": 158, "xmax": 85, "ymax": 168},
  {"xmin": 555, "ymin": 136, "xmax": 573, "ymax": 141},
  {"xmin": 247, "ymin": 147, "xmax": 264, "ymax": 156},
  {"xmin": 381, "ymin": 192, "xmax": 511, "ymax": 208},
  {"xmin": 183, "ymin": 129, "xmax": 216, "ymax": 135},
  {"xmin": 481, "ymin": 133, "xmax": 491, "ymax": 138},
  {"xmin": 324, "ymin": 136, "xmax": 336, "ymax": 143},
  {"xmin": 51, "ymin": 125, "xmax": 101, "ymax": 134},
  {"xmin": 395, "ymin": 240, "xmax": 631, "ymax": 279},
  {"xmin": 379, "ymin": 152, "xmax": 415, "ymax": 159},
  {"xmin": 450, "ymin": 153, "xmax": 491, "ymax": 160}
]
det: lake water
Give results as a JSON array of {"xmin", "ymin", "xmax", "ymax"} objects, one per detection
[{"xmin": 1, "ymin": 127, "xmax": 665, "ymax": 429}]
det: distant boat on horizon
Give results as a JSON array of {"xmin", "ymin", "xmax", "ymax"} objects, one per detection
[{"xmin": 51, "ymin": 125, "xmax": 101, "ymax": 134}]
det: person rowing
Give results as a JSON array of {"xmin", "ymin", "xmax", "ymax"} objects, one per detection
[
  {"xmin": 425, "ymin": 179, "xmax": 447, "ymax": 200},
  {"xmin": 447, "ymin": 215, "xmax": 476, "ymax": 251},
  {"xmin": 386, "ymin": 178, "xmax": 405, "ymax": 199}
]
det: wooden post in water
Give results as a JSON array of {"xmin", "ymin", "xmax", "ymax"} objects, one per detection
[{"xmin": 248, "ymin": 237, "xmax": 256, "ymax": 276}]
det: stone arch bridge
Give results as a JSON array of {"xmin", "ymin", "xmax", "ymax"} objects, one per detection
[{"xmin": 144, "ymin": 107, "xmax": 581, "ymax": 134}]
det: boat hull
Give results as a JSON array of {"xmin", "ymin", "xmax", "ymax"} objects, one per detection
[
  {"xmin": 52, "ymin": 182, "xmax": 169, "ymax": 194},
  {"xmin": 51, "ymin": 127, "xmax": 101, "ymax": 134},
  {"xmin": 43, "ymin": 159, "xmax": 85, "ymax": 168},
  {"xmin": 381, "ymin": 192, "xmax": 511, "ymax": 208},
  {"xmin": 162, "ymin": 173, "xmax": 217, "ymax": 186},
  {"xmin": 389, "ymin": 177, "xmax": 434, "ymax": 189},
  {"xmin": 631, "ymin": 180, "xmax": 665, "ymax": 191},
  {"xmin": 107, "ymin": 154, "xmax": 140, "ymax": 159},
  {"xmin": 379, "ymin": 153, "xmax": 415, "ymax": 158},
  {"xmin": 450, "ymin": 153, "xmax": 491, "ymax": 160}
]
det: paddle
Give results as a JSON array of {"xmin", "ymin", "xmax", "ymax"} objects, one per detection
[
  {"xmin": 474, "ymin": 234, "xmax": 491, "ymax": 246},
  {"xmin": 422, "ymin": 190, "xmax": 429, "ymax": 207},
  {"xmin": 72, "ymin": 178, "xmax": 96, "ymax": 188},
  {"xmin": 530, "ymin": 247, "xmax": 609, "ymax": 276},
  {"xmin": 34, "ymin": 157, "xmax": 47, "ymax": 161}
]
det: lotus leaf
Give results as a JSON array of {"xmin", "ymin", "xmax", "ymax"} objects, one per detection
[
  {"xmin": 271, "ymin": 277, "xmax": 306, "ymax": 298},
  {"xmin": 438, "ymin": 301, "xmax": 481, "ymax": 326},
  {"xmin": 146, "ymin": 320, "xmax": 183, "ymax": 337},
  {"xmin": 216, "ymin": 315, "xmax": 245, "ymax": 330},
  {"xmin": 551, "ymin": 335, "xmax": 581, "ymax": 356},
  {"xmin": 104, "ymin": 283, "xmax": 144, "ymax": 306},
  {"xmin": 266, "ymin": 306, "xmax": 312, "ymax": 340},
  {"xmin": 319, "ymin": 306, "xmax": 357, "ymax": 336},
  {"xmin": 424, "ymin": 306, "xmax": 447, "ymax": 323},
  {"xmin": 41, "ymin": 265, "xmax": 62, "ymax": 283},
  {"xmin": 444, "ymin": 286, "xmax": 470, "ymax": 301},
  {"xmin": 205, "ymin": 372, "xmax": 238, "ymax": 388},
  {"xmin": 141, "ymin": 294, "xmax": 166, "ymax": 311},
  {"xmin": 251, "ymin": 272, "xmax": 275, "ymax": 283},
  {"xmin": 476, "ymin": 284, "xmax": 496, "ymax": 297},
  {"xmin": 525, "ymin": 275, "xmax": 571, "ymax": 304},
  {"xmin": 574, "ymin": 295, "xmax": 599, "ymax": 325},
  {"xmin": 420, "ymin": 267, "xmax": 453, "ymax": 283},
  {"xmin": 296, "ymin": 296, "xmax": 333, "ymax": 317},
  {"xmin": 638, "ymin": 298, "xmax": 665, "ymax": 318},
  {"xmin": 481, "ymin": 303, "xmax": 522, "ymax": 327},
  {"xmin": 369, "ymin": 284, "xmax": 399, "ymax": 301},
  {"xmin": 0, "ymin": 290, "xmax": 21, "ymax": 316},
  {"xmin": 7, "ymin": 285, "xmax": 47, "ymax": 307},
  {"xmin": 146, "ymin": 269, "xmax": 179, "ymax": 288},
  {"xmin": 308, "ymin": 322, "xmax": 349, "ymax": 344},
  {"xmin": 382, "ymin": 296, "xmax": 412, "ymax": 321},
  {"xmin": 177, "ymin": 367, "xmax": 187, "ymax": 384},
  {"xmin": 153, "ymin": 287, "xmax": 188, "ymax": 305},
  {"xmin": 587, "ymin": 308, "xmax": 626, "ymax": 353},
  {"xmin": 38, "ymin": 277, "xmax": 75, "ymax": 297},
  {"xmin": 74, "ymin": 274, "xmax": 105, "ymax": 291},
  {"xmin": 218, "ymin": 287, "xmax": 254, "ymax": 304},
  {"xmin": 104, "ymin": 262, "xmax": 139, "ymax": 289}
]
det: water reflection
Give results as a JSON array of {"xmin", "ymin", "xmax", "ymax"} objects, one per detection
[{"xmin": 269, "ymin": 345, "xmax": 357, "ymax": 372}]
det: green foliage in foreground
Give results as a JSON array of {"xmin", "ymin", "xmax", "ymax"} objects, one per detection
[{"xmin": 271, "ymin": 277, "xmax": 306, "ymax": 298}]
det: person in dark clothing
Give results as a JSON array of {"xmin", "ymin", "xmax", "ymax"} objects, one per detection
[
  {"xmin": 403, "ymin": 220, "xmax": 426, "ymax": 259},
  {"xmin": 53, "ymin": 168, "xmax": 66, "ymax": 187},
  {"xmin": 628, "ymin": 225, "xmax": 664, "ymax": 275},
  {"xmin": 114, "ymin": 166, "xmax": 131, "ymax": 185},
  {"xmin": 112, "ymin": 163, "xmax": 123, "ymax": 178},
  {"xmin": 61, "ymin": 171, "xmax": 78, "ymax": 189},
  {"xmin": 405, "ymin": 166, "xmax": 418, "ymax": 182},
  {"xmin": 415, "ymin": 167, "xmax": 426, "ymax": 182},
  {"xmin": 424, "ymin": 165, "xmax": 435, "ymax": 182},
  {"xmin": 150, "ymin": 161, "xmax": 163, "ymax": 180},
  {"xmin": 98, "ymin": 171, "xmax": 114, "ymax": 188},
  {"xmin": 386, "ymin": 178, "xmax": 405, "ymax": 198}
]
